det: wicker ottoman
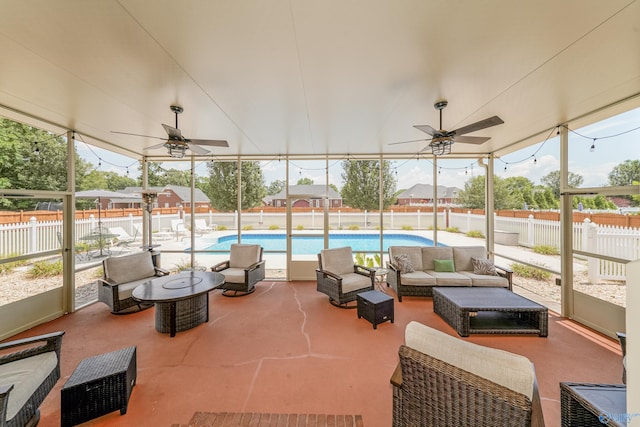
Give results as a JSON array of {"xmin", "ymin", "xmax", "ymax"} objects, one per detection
[
  {"xmin": 560, "ymin": 382, "xmax": 627, "ymax": 427},
  {"xmin": 61, "ymin": 346, "xmax": 136, "ymax": 427},
  {"xmin": 357, "ymin": 289, "xmax": 394, "ymax": 329}
]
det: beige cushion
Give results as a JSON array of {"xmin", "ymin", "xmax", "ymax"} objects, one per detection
[
  {"xmin": 460, "ymin": 272, "xmax": 509, "ymax": 287},
  {"xmin": 453, "ymin": 246, "xmax": 487, "ymax": 272},
  {"xmin": 405, "ymin": 321, "xmax": 535, "ymax": 400},
  {"xmin": 320, "ymin": 247, "xmax": 354, "ymax": 276},
  {"xmin": 421, "ymin": 247, "xmax": 453, "ymax": 271},
  {"xmin": 104, "ymin": 252, "xmax": 156, "ymax": 284},
  {"xmin": 0, "ymin": 352, "xmax": 57, "ymax": 420},
  {"xmin": 389, "ymin": 246, "xmax": 423, "ymax": 271},
  {"xmin": 229, "ymin": 244, "xmax": 261, "ymax": 268},
  {"xmin": 398, "ymin": 271, "xmax": 436, "ymax": 286},
  {"xmin": 116, "ymin": 278, "xmax": 156, "ymax": 299},
  {"xmin": 220, "ymin": 267, "xmax": 247, "ymax": 284},
  {"xmin": 425, "ymin": 271, "xmax": 472, "ymax": 286},
  {"xmin": 340, "ymin": 272, "xmax": 372, "ymax": 293}
]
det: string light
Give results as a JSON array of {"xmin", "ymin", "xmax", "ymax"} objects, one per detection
[
  {"xmin": 533, "ymin": 157, "xmax": 537, "ymax": 165},
  {"xmin": 590, "ymin": 139, "xmax": 596, "ymax": 152}
]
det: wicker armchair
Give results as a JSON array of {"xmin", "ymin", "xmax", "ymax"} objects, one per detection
[
  {"xmin": 391, "ymin": 322, "xmax": 545, "ymax": 427},
  {"xmin": 211, "ymin": 244, "xmax": 266, "ymax": 297},
  {"xmin": 98, "ymin": 251, "xmax": 169, "ymax": 314},
  {"xmin": 316, "ymin": 246, "xmax": 375, "ymax": 308},
  {"xmin": 0, "ymin": 331, "xmax": 64, "ymax": 427}
]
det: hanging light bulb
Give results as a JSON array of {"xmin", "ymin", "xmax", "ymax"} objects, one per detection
[
  {"xmin": 465, "ymin": 167, "xmax": 468, "ymax": 175},
  {"xmin": 33, "ymin": 141, "xmax": 40, "ymax": 156},
  {"xmin": 504, "ymin": 165, "xmax": 508, "ymax": 172},
  {"xmin": 533, "ymin": 157, "xmax": 537, "ymax": 165},
  {"xmin": 590, "ymin": 139, "xmax": 596, "ymax": 152}
]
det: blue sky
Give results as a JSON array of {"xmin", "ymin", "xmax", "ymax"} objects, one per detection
[{"xmin": 76, "ymin": 107, "xmax": 639, "ymax": 191}]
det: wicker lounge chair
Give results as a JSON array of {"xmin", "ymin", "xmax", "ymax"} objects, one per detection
[
  {"xmin": 316, "ymin": 246, "xmax": 375, "ymax": 308},
  {"xmin": 0, "ymin": 331, "xmax": 64, "ymax": 427},
  {"xmin": 211, "ymin": 244, "xmax": 266, "ymax": 297},
  {"xmin": 98, "ymin": 251, "xmax": 169, "ymax": 314},
  {"xmin": 391, "ymin": 321, "xmax": 545, "ymax": 427},
  {"xmin": 617, "ymin": 332, "xmax": 626, "ymax": 384}
]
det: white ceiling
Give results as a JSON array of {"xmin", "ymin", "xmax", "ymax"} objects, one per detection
[{"xmin": 1, "ymin": 0, "xmax": 639, "ymax": 160}]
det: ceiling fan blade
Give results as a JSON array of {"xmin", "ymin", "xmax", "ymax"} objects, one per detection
[
  {"xmin": 454, "ymin": 135, "xmax": 491, "ymax": 144},
  {"xmin": 388, "ymin": 138, "xmax": 431, "ymax": 146},
  {"xmin": 188, "ymin": 138, "xmax": 229, "ymax": 147},
  {"xmin": 145, "ymin": 142, "xmax": 168, "ymax": 150},
  {"xmin": 186, "ymin": 143, "xmax": 210, "ymax": 155},
  {"xmin": 162, "ymin": 123, "xmax": 183, "ymax": 140},
  {"xmin": 110, "ymin": 130, "xmax": 166, "ymax": 141},
  {"xmin": 413, "ymin": 124, "xmax": 437, "ymax": 136},
  {"xmin": 453, "ymin": 116, "xmax": 504, "ymax": 136}
]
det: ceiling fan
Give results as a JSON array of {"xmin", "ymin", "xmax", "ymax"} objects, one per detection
[
  {"xmin": 112, "ymin": 105, "xmax": 229, "ymax": 158},
  {"xmin": 392, "ymin": 100, "xmax": 504, "ymax": 155}
]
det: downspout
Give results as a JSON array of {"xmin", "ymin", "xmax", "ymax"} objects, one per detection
[
  {"xmin": 477, "ymin": 156, "xmax": 495, "ymax": 259},
  {"xmin": 432, "ymin": 156, "xmax": 438, "ymax": 244}
]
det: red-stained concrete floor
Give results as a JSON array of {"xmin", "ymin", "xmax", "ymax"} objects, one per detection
[{"xmin": 6, "ymin": 281, "xmax": 624, "ymax": 427}]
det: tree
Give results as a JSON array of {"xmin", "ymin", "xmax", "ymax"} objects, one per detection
[
  {"xmin": 540, "ymin": 170, "xmax": 583, "ymax": 198},
  {"xmin": 0, "ymin": 118, "xmax": 93, "ymax": 209},
  {"xmin": 608, "ymin": 160, "xmax": 640, "ymax": 187},
  {"xmin": 297, "ymin": 177, "xmax": 313, "ymax": 185},
  {"xmin": 458, "ymin": 175, "xmax": 531, "ymax": 210},
  {"xmin": 266, "ymin": 179, "xmax": 285, "ymax": 195},
  {"xmin": 206, "ymin": 161, "xmax": 266, "ymax": 211},
  {"xmin": 340, "ymin": 160, "xmax": 396, "ymax": 210}
]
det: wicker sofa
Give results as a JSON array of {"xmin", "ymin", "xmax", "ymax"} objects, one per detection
[
  {"xmin": 391, "ymin": 321, "xmax": 545, "ymax": 426},
  {"xmin": 387, "ymin": 245, "xmax": 512, "ymax": 301}
]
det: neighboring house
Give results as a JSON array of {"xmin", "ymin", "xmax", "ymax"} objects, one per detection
[
  {"xmin": 122, "ymin": 185, "xmax": 212, "ymax": 210},
  {"xmin": 269, "ymin": 185, "xmax": 342, "ymax": 208},
  {"xmin": 396, "ymin": 183, "xmax": 461, "ymax": 206}
]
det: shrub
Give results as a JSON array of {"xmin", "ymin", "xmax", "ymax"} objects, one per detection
[
  {"xmin": 354, "ymin": 252, "xmax": 381, "ymax": 268},
  {"xmin": 242, "ymin": 225, "xmax": 254, "ymax": 231},
  {"xmin": 347, "ymin": 224, "xmax": 360, "ymax": 230},
  {"xmin": 173, "ymin": 257, "xmax": 202, "ymax": 272},
  {"xmin": 268, "ymin": 224, "xmax": 279, "ymax": 230},
  {"xmin": 466, "ymin": 230, "xmax": 485, "ymax": 238},
  {"xmin": 445, "ymin": 227, "xmax": 460, "ymax": 233},
  {"xmin": 217, "ymin": 225, "xmax": 228, "ymax": 231},
  {"xmin": 510, "ymin": 262, "xmax": 552, "ymax": 280},
  {"xmin": 0, "ymin": 253, "xmax": 27, "ymax": 275},
  {"xmin": 296, "ymin": 224, "xmax": 304, "ymax": 230},
  {"xmin": 27, "ymin": 260, "xmax": 63, "ymax": 278},
  {"xmin": 533, "ymin": 245, "xmax": 559, "ymax": 255},
  {"xmin": 401, "ymin": 225, "xmax": 413, "ymax": 230}
]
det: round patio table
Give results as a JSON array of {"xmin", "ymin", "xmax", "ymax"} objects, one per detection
[{"xmin": 132, "ymin": 270, "xmax": 224, "ymax": 337}]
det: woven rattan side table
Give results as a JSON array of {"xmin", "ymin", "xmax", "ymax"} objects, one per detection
[
  {"xmin": 357, "ymin": 289, "xmax": 394, "ymax": 329},
  {"xmin": 560, "ymin": 382, "xmax": 627, "ymax": 427},
  {"xmin": 61, "ymin": 346, "xmax": 136, "ymax": 427}
]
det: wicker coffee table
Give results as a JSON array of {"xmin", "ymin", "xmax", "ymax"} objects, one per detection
[
  {"xmin": 433, "ymin": 287, "xmax": 548, "ymax": 337},
  {"xmin": 132, "ymin": 271, "xmax": 224, "ymax": 337}
]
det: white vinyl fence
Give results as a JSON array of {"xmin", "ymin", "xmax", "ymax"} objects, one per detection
[
  {"xmin": 449, "ymin": 210, "xmax": 640, "ymax": 282},
  {"xmin": 2, "ymin": 210, "xmax": 638, "ymax": 282}
]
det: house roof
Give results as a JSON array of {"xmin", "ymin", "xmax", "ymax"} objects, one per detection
[
  {"xmin": 272, "ymin": 185, "xmax": 341, "ymax": 199},
  {"xmin": 123, "ymin": 186, "xmax": 211, "ymax": 204},
  {"xmin": 397, "ymin": 184, "xmax": 461, "ymax": 200}
]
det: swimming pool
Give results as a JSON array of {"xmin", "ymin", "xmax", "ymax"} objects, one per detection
[{"xmin": 194, "ymin": 233, "xmax": 439, "ymax": 255}]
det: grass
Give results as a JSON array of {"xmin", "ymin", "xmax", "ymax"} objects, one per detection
[
  {"xmin": 27, "ymin": 260, "xmax": 63, "ymax": 278},
  {"xmin": 445, "ymin": 227, "xmax": 460, "ymax": 233},
  {"xmin": 510, "ymin": 262, "xmax": 552, "ymax": 280},
  {"xmin": 533, "ymin": 245, "xmax": 559, "ymax": 255},
  {"xmin": 172, "ymin": 257, "xmax": 203, "ymax": 272},
  {"xmin": 0, "ymin": 253, "xmax": 28, "ymax": 275},
  {"xmin": 466, "ymin": 230, "xmax": 485, "ymax": 238}
]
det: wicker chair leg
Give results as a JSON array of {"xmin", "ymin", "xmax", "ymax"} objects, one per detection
[
  {"xmin": 329, "ymin": 298, "xmax": 358, "ymax": 309},
  {"xmin": 221, "ymin": 287, "xmax": 256, "ymax": 297}
]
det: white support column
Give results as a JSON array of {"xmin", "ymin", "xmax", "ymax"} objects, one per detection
[
  {"xmin": 559, "ymin": 124, "xmax": 574, "ymax": 317},
  {"xmin": 432, "ymin": 156, "xmax": 438, "ymax": 244},
  {"xmin": 486, "ymin": 154, "xmax": 495, "ymax": 258}
]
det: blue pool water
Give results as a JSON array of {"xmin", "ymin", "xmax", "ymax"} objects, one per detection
[{"xmin": 196, "ymin": 233, "xmax": 438, "ymax": 254}]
